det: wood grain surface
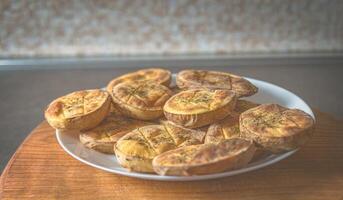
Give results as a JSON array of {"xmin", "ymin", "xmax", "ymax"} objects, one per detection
[{"xmin": 1, "ymin": 110, "xmax": 343, "ymax": 200}]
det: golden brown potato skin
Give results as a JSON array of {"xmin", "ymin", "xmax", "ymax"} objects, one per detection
[
  {"xmin": 79, "ymin": 115, "xmax": 153, "ymax": 154},
  {"xmin": 115, "ymin": 123, "xmax": 206, "ymax": 173},
  {"xmin": 205, "ymin": 100, "xmax": 266, "ymax": 161},
  {"xmin": 240, "ymin": 104, "xmax": 315, "ymax": 153},
  {"xmin": 176, "ymin": 70, "xmax": 258, "ymax": 98},
  {"xmin": 45, "ymin": 89, "xmax": 111, "ymax": 130},
  {"xmin": 164, "ymin": 89, "xmax": 237, "ymax": 128},
  {"xmin": 107, "ymin": 68, "xmax": 171, "ymax": 93},
  {"xmin": 152, "ymin": 138, "xmax": 256, "ymax": 176},
  {"xmin": 205, "ymin": 100, "xmax": 259, "ymax": 144},
  {"xmin": 110, "ymin": 82, "xmax": 173, "ymax": 120},
  {"xmin": 205, "ymin": 112, "xmax": 240, "ymax": 144}
]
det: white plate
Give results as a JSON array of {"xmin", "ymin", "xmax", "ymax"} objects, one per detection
[{"xmin": 56, "ymin": 75, "xmax": 315, "ymax": 181}]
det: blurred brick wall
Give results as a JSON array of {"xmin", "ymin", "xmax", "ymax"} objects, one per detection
[{"xmin": 0, "ymin": 0, "xmax": 342, "ymax": 57}]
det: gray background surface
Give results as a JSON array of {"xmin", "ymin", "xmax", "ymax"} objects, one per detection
[{"xmin": 0, "ymin": 60, "xmax": 342, "ymax": 173}]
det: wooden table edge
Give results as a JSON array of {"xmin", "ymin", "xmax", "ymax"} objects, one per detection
[
  {"xmin": 0, "ymin": 109, "xmax": 342, "ymax": 198},
  {"xmin": 0, "ymin": 122, "xmax": 47, "ymax": 197}
]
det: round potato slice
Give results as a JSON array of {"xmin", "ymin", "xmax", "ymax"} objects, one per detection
[
  {"xmin": 80, "ymin": 114, "xmax": 153, "ymax": 154},
  {"xmin": 176, "ymin": 70, "xmax": 258, "ymax": 97},
  {"xmin": 45, "ymin": 89, "xmax": 111, "ymax": 130},
  {"xmin": 163, "ymin": 89, "xmax": 237, "ymax": 128},
  {"xmin": 110, "ymin": 82, "xmax": 173, "ymax": 120},
  {"xmin": 240, "ymin": 104, "xmax": 315, "ymax": 153},
  {"xmin": 107, "ymin": 68, "xmax": 171, "ymax": 93},
  {"xmin": 115, "ymin": 123, "xmax": 205, "ymax": 173},
  {"xmin": 152, "ymin": 138, "xmax": 256, "ymax": 176}
]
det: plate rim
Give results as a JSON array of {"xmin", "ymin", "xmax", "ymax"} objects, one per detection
[{"xmin": 55, "ymin": 76, "xmax": 314, "ymax": 181}]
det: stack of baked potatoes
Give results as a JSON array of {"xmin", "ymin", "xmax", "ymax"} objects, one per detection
[{"xmin": 45, "ymin": 68, "xmax": 315, "ymax": 176}]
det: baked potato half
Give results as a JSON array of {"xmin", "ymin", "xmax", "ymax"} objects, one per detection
[
  {"xmin": 205, "ymin": 112, "xmax": 240, "ymax": 144},
  {"xmin": 176, "ymin": 70, "xmax": 258, "ymax": 98},
  {"xmin": 152, "ymin": 138, "xmax": 256, "ymax": 176},
  {"xmin": 80, "ymin": 115, "xmax": 153, "ymax": 154},
  {"xmin": 240, "ymin": 104, "xmax": 315, "ymax": 153},
  {"xmin": 163, "ymin": 89, "xmax": 237, "ymax": 128},
  {"xmin": 45, "ymin": 89, "xmax": 111, "ymax": 130},
  {"xmin": 115, "ymin": 123, "xmax": 206, "ymax": 173},
  {"xmin": 205, "ymin": 100, "xmax": 259, "ymax": 143},
  {"xmin": 110, "ymin": 82, "xmax": 173, "ymax": 120},
  {"xmin": 107, "ymin": 68, "xmax": 171, "ymax": 93},
  {"xmin": 205, "ymin": 100, "xmax": 266, "ymax": 161}
]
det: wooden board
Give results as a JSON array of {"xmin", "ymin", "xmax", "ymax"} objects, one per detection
[{"xmin": 1, "ymin": 110, "xmax": 343, "ymax": 200}]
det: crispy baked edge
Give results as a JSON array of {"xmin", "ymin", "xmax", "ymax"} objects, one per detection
[
  {"xmin": 152, "ymin": 139, "xmax": 256, "ymax": 176},
  {"xmin": 239, "ymin": 109, "xmax": 315, "ymax": 153},
  {"xmin": 79, "ymin": 133, "xmax": 115, "ymax": 154},
  {"xmin": 106, "ymin": 68, "xmax": 172, "ymax": 93},
  {"xmin": 176, "ymin": 70, "xmax": 257, "ymax": 98},
  {"xmin": 45, "ymin": 90, "xmax": 111, "ymax": 130},
  {"xmin": 115, "ymin": 146, "xmax": 155, "ymax": 173},
  {"xmin": 164, "ymin": 95, "xmax": 237, "ymax": 128},
  {"xmin": 111, "ymin": 95, "xmax": 169, "ymax": 120}
]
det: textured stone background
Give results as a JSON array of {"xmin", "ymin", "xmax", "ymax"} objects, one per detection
[{"xmin": 0, "ymin": 0, "xmax": 342, "ymax": 57}]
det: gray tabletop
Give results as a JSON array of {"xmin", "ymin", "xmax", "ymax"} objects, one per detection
[{"xmin": 0, "ymin": 61, "xmax": 342, "ymax": 173}]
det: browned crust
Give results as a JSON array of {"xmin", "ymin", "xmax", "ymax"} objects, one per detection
[
  {"xmin": 164, "ymin": 89, "xmax": 237, "ymax": 128},
  {"xmin": 176, "ymin": 69, "xmax": 258, "ymax": 98},
  {"xmin": 152, "ymin": 138, "xmax": 256, "ymax": 176},
  {"xmin": 205, "ymin": 123, "xmax": 226, "ymax": 144},
  {"xmin": 114, "ymin": 124, "xmax": 205, "ymax": 173},
  {"xmin": 240, "ymin": 124, "xmax": 314, "ymax": 153},
  {"xmin": 204, "ymin": 100, "xmax": 260, "ymax": 144},
  {"xmin": 106, "ymin": 68, "xmax": 171, "ymax": 93},
  {"xmin": 114, "ymin": 128, "xmax": 158, "ymax": 173},
  {"xmin": 205, "ymin": 112, "xmax": 240, "ymax": 144},
  {"xmin": 160, "ymin": 120, "xmax": 207, "ymax": 145},
  {"xmin": 164, "ymin": 102, "xmax": 235, "ymax": 128},
  {"xmin": 108, "ymin": 102, "xmax": 124, "ymax": 116},
  {"xmin": 110, "ymin": 82, "xmax": 172, "ymax": 120},
  {"xmin": 79, "ymin": 115, "xmax": 153, "ymax": 154},
  {"xmin": 44, "ymin": 90, "xmax": 111, "ymax": 131},
  {"xmin": 115, "ymin": 147, "xmax": 155, "ymax": 173},
  {"xmin": 239, "ymin": 104, "xmax": 315, "ymax": 153},
  {"xmin": 79, "ymin": 136, "xmax": 114, "ymax": 154}
]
